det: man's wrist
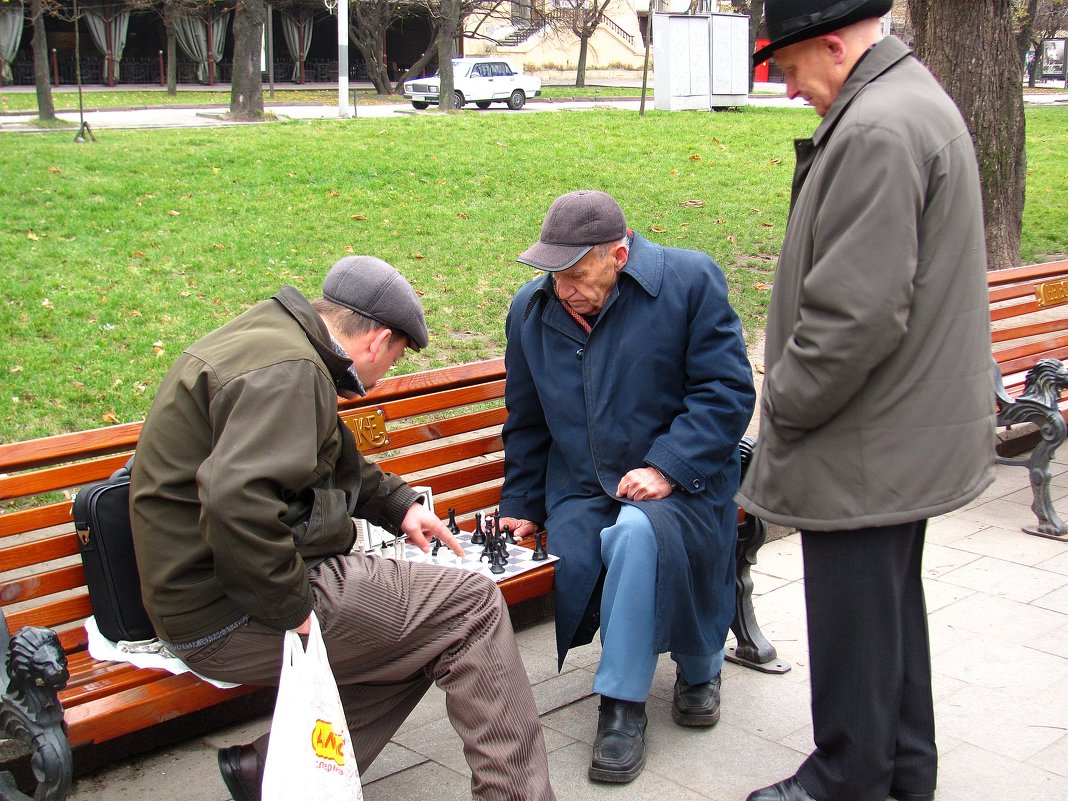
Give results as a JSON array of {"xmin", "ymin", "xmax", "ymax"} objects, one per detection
[{"xmin": 649, "ymin": 465, "xmax": 678, "ymax": 490}]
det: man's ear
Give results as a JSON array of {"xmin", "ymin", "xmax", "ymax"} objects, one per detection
[
  {"xmin": 367, "ymin": 327, "xmax": 393, "ymax": 362},
  {"xmin": 613, "ymin": 243, "xmax": 629, "ymax": 271},
  {"xmin": 821, "ymin": 34, "xmax": 848, "ymax": 65}
]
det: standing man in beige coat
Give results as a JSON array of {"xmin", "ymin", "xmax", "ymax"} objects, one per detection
[{"xmin": 737, "ymin": 3, "xmax": 995, "ymax": 801}]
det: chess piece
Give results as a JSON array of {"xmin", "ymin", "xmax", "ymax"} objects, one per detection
[
  {"xmin": 489, "ymin": 541, "xmax": 507, "ymax": 575},
  {"xmin": 532, "ymin": 530, "xmax": 548, "ymax": 561},
  {"xmin": 503, "ymin": 524, "xmax": 517, "ymax": 545},
  {"xmin": 447, "ymin": 507, "xmax": 461, "ymax": 538},
  {"xmin": 471, "ymin": 512, "xmax": 486, "ymax": 545},
  {"xmin": 431, "ymin": 536, "xmax": 442, "ymax": 557}
]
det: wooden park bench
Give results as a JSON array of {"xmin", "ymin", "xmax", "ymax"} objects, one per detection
[
  {"xmin": 0, "ymin": 356, "xmax": 781, "ymax": 797},
  {"xmin": 989, "ymin": 259, "xmax": 1068, "ymax": 539}
]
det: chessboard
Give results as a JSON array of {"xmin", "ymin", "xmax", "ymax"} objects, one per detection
[{"xmin": 405, "ymin": 532, "xmax": 559, "ymax": 584}]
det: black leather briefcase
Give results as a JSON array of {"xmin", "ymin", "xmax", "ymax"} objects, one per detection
[{"xmin": 72, "ymin": 458, "xmax": 155, "ymax": 643}]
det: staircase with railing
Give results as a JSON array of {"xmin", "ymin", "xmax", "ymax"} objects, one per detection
[{"xmin": 492, "ymin": 9, "xmax": 636, "ymax": 49}]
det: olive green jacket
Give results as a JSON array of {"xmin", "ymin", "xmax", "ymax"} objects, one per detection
[
  {"xmin": 131, "ymin": 287, "xmax": 418, "ymax": 644},
  {"xmin": 737, "ymin": 37, "xmax": 995, "ymax": 530}
]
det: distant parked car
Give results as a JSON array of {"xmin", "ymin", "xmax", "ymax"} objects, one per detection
[{"xmin": 404, "ymin": 58, "xmax": 542, "ymax": 110}]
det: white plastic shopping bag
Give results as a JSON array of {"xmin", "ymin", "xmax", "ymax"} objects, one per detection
[{"xmin": 262, "ymin": 612, "xmax": 363, "ymax": 801}]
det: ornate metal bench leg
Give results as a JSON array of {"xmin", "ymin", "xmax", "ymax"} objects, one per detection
[
  {"xmin": 1023, "ymin": 411, "xmax": 1067, "ymax": 539},
  {"xmin": 0, "ymin": 611, "xmax": 72, "ymax": 801},
  {"xmin": 726, "ymin": 511, "xmax": 791, "ymax": 673},
  {"xmin": 995, "ymin": 358, "xmax": 1068, "ymax": 541}
]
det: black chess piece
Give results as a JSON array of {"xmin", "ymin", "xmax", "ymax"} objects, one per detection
[
  {"xmin": 431, "ymin": 536, "xmax": 442, "ymax": 556},
  {"xmin": 532, "ymin": 530, "xmax": 548, "ymax": 561},
  {"xmin": 471, "ymin": 511, "xmax": 486, "ymax": 545},
  {"xmin": 489, "ymin": 540, "xmax": 507, "ymax": 574},
  {"xmin": 447, "ymin": 507, "xmax": 461, "ymax": 537},
  {"xmin": 503, "ymin": 524, "xmax": 516, "ymax": 545}
]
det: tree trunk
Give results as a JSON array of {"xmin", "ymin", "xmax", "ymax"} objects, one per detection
[
  {"xmin": 576, "ymin": 35, "xmax": 589, "ymax": 87},
  {"xmin": 395, "ymin": 40, "xmax": 438, "ymax": 94},
  {"xmin": 30, "ymin": 0, "xmax": 54, "ymax": 121},
  {"xmin": 909, "ymin": 0, "xmax": 1024, "ymax": 269},
  {"xmin": 164, "ymin": 5, "xmax": 177, "ymax": 96},
  {"xmin": 349, "ymin": 24, "xmax": 393, "ymax": 94},
  {"xmin": 230, "ymin": 0, "xmax": 266, "ymax": 120},
  {"xmin": 437, "ymin": 0, "xmax": 459, "ymax": 111}
]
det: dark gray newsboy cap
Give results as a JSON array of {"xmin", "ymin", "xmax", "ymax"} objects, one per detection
[
  {"xmin": 518, "ymin": 190, "xmax": 628, "ymax": 272},
  {"xmin": 322, "ymin": 256, "xmax": 429, "ymax": 350}
]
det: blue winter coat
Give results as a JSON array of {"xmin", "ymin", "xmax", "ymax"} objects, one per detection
[{"xmin": 500, "ymin": 233, "xmax": 755, "ymax": 664}]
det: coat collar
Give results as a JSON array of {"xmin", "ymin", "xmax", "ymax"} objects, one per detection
[
  {"xmin": 812, "ymin": 35, "xmax": 913, "ymax": 147},
  {"xmin": 273, "ymin": 285, "xmax": 363, "ymax": 396},
  {"xmin": 522, "ymin": 232, "xmax": 664, "ymax": 321}
]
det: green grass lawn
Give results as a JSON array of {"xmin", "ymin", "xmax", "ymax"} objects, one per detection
[
  {"xmin": 0, "ymin": 85, "xmax": 646, "ymax": 114},
  {"xmin": 1, "ymin": 105, "xmax": 1065, "ymax": 441}
]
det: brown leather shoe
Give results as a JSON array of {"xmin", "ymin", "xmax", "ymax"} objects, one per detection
[{"xmin": 218, "ymin": 744, "xmax": 262, "ymax": 801}]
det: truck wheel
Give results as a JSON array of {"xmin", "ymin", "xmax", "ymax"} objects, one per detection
[{"xmin": 507, "ymin": 90, "xmax": 526, "ymax": 110}]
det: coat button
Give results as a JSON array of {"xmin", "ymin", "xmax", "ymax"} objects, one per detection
[
  {"xmin": 576, "ymin": 348, "xmax": 584, "ymax": 360},
  {"xmin": 692, "ymin": 479, "xmax": 701, "ymax": 489}
]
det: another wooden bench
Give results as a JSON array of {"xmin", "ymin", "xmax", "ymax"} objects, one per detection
[
  {"xmin": 0, "ymin": 356, "xmax": 781, "ymax": 792},
  {"xmin": 989, "ymin": 259, "xmax": 1068, "ymax": 538}
]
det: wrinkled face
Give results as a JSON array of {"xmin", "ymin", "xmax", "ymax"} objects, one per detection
[
  {"xmin": 774, "ymin": 37, "xmax": 844, "ymax": 117},
  {"xmin": 552, "ymin": 244, "xmax": 626, "ymax": 316}
]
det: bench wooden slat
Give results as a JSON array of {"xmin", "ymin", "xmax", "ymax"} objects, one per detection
[
  {"xmin": 994, "ymin": 333, "xmax": 1068, "ymax": 364},
  {"xmin": 0, "ymin": 424, "xmax": 142, "ymax": 474},
  {"xmin": 987, "ymin": 260, "xmax": 1068, "ymax": 286},
  {"xmin": 992, "ymin": 318, "xmax": 1068, "ymax": 343},
  {"xmin": 379, "ymin": 432, "xmax": 504, "ymax": 477},
  {"xmin": 0, "ymin": 501, "xmax": 72, "ymax": 540},
  {"xmin": 0, "ymin": 564, "xmax": 85, "ymax": 605},
  {"xmin": 62, "ymin": 673, "xmax": 263, "ymax": 747},
  {"xmin": 4, "ymin": 593, "xmax": 92, "ymax": 633},
  {"xmin": 0, "ymin": 454, "xmax": 129, "ymax": 502},
  {"xmin": 348, "ymin": 406, "xmax": 508, "ymax": 456},
  {"xmin": 0, "ymin": 533, "xmax": 80, "ymax": 572},
  {"xmin": 990, "ymin": 298, "xmax": 1044, "ymax": 321},
  {"xmin": 61, "ymin": 665, "xmax": 169, "ymax": 707},
  {"xmin": 998, "ymin": 344, "xmax": 1068, "ymax": 378}
]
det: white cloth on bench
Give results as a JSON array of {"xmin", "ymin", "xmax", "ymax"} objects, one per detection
[{"xmin": 85, "ymin": 616, "xmax": 240, "ymax": 689}]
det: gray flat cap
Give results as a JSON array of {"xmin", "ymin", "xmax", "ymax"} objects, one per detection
[
  {"xmin": 322, "ymin": 256, "xmax": 429, "ymax": 350},
  {"xmin": 518, "ymin": 190, "xmax": 628, "ymax": 272}
]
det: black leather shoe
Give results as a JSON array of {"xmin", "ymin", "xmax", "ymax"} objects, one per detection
[
  {"xmin": 218, "ymin": 744, "xmax": 262, "ymax": 801},
  {"xmin": 672, "ymin": 670, "xmax": 721, "ymax": 727},
  {"xmin": 890, "ymin": 788, "xmax": 935, "ymax": 801},
  {"xmin": 746, "ymin": 775, "xmax": 818, "ymax": 801},
  {"xmin": 588, "ymin": 696, "xmax": 647, "ymax": 784}
]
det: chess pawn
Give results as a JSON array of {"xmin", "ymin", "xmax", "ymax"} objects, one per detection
[
  {"xmin": 503, "ymin": 524, "xmax": 516, "ymax": 545},
  {"xmin": 471, "ymin": 511, "xmax": 486, "ymax": 545},
  {"xmin": 489, "ymin": 544, "xmax": 507, "ymax": 574},
  {"xmin": 431, "ymin": 536, "xmax": 442, "ymax": 557},
  {"xmin": 447, "ymin": 507, "xmax": 461, "ymax": 537},
  {"xmin": 532, "ymin": 530, "xmax": 548, "ymax": 561}
]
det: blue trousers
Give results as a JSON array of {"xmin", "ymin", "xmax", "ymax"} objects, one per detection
[{"xmin": 592, "ymin": 504, "xmax": 725, "ymax": 702}]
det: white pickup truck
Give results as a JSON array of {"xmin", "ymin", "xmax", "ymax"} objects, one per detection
[{"xmin": 403, "ymin": 58, "xmax": 542, "ymax": 110}]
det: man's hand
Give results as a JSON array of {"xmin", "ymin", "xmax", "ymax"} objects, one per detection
[
  {"xmin": 495, "ymin": 516, "xmax": 539, "ymax": 540},
  {"xmin": 617, "ymin": 467, "xmax": 674, "ymax": 501},
  {"xmin": 402, "ymin": 502, "xmax": 465, "ymax": 556},
  {"xmin": 294, "ymin": 614, "xmax": 312, "ymax": 635}
]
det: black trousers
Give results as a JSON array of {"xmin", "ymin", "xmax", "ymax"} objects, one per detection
[{"xmin": 796, "ymin": 521, "xmax": 937, "ymax": 801}]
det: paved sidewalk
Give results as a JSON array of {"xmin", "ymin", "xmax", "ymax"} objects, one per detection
[{"xmin": 62, "ymin": 452, "xmax": 1068, "ymax": 801}]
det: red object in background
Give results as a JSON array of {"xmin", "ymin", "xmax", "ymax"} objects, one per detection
[{"xmin": 753, "ymin": 39, "xmax": 770, "ymax": 82}]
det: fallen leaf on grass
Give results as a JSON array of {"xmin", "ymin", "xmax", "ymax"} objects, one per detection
[
  {"xmin": 679, "ymin": 200, "xmax": 704, "ymax": 208},
  {"xmin": 768, "ymin": 158, "xmax": 782, "ymax": 165},
  {"xmin": 351, "ymin": 215, "xmax": 367, "ymax": 221},
  {"xmin": 650, "ymin": 226, "xmax": 668, "ymax": 233},
  {"xmin": 152, "ymin": 341, "xmax": 166, "ymax": 357},
  {"xmin": 168, "ymin": 210, "xmax": 181, "ymax": 216},
  {"xmin": 41, "ymin": 298, "xmax": 53, "ymax": 309},
  {"xmin": 327, "ymin": 190, "xmax": 340, "ymax": 197},
  {"xmin": 26, "ymin": 231, "xmax": 39, "ymax": 241},
  {"xmin": 48, "ymin": 166, "xmax": 62, "ymax": 174},
  {"xmin": 456, "ymin": 212, "xmax": 469, "ymax": 219},
  {"xmin": 10, "ymin": 365, "xmax": 23, "ymax": 374},
  {"xmin": 755, "ymin": 282, "xmax": 773, "ymax": 291},
  {"xmin": 410, "ymin": 253, "xmax": 426, "ymax": 260},
  {"xmin": 762, "ymin": 222, "xmax": 775, "ymax": 227},
  {"xmin": 212, "ymin": 243, "xmax": 225, "ymax": 250},
  {"xmin": 344, "ymin": 245, "xmax": 355, "ymax": 254},
  {"xmin": 102, "ymin": 412, "xmax": 120, "ymax": 425},
  {"xmin": 689, "ymin": 154, "xmax": 702, "ymax": 162}
]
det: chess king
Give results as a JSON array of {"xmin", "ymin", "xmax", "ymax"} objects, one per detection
[{"xmin": 497, "ymin": 190, "xmax": 755, "ymax": 783}]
